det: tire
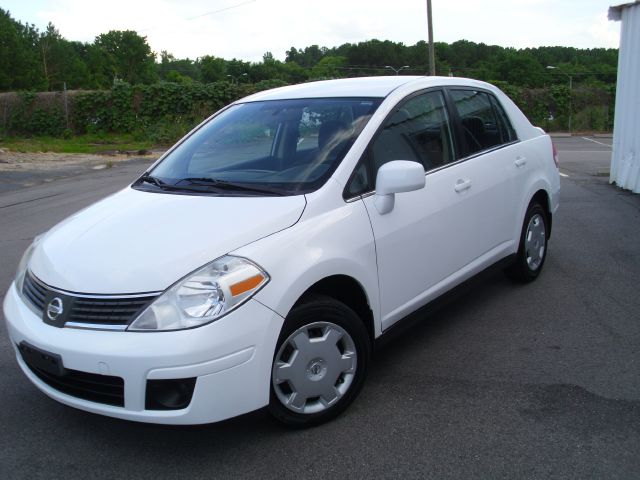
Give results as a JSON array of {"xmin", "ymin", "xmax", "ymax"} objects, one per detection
[
  {"xmin": 505, "ymin": 202, "xmax": 549, "ymax": 283},
  {"xmin": 268, "ymin": 294, "xmax": 371, "ymax": 428}
]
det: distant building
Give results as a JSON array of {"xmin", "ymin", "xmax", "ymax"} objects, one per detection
[{"xmin": 609, "ymin": 1, "xmax": 640, "ymax": 193}]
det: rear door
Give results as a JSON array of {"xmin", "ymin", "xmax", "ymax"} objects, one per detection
[{"xmin": 446, "ymin": 88, "xmax": 522, "ymax": 253}]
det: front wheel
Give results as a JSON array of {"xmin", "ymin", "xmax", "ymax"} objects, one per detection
[
  {"xmin": 268, "ymin": 295, "xmax": 370, "ymax": 427},
  {"xmin": 505, "ymin": 202, "xmax": 548, "ymax": 283}
]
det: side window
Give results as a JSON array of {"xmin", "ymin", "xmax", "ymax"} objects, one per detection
[
  {"xmin": 345, "ymin": 162, "xmax": 369, "ymax": 198},
  {"xmin": 490, "ymin": 96, "xmax": 517, "ymax": 143},
  {"xmin": 344, "ymin": 91, "xmax": 455, "ymax": 197},
  {"xmin": 371, "ymin": 91, "xmax": 454, "ymax": 178},
  {"xmin": 449, "ymin": 89, "xmax": 507, "ymax": 155}
]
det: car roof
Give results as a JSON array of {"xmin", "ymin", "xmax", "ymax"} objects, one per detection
[
  {"xmin": 240, "ymin": 76, "xmax": 423, "ymax": 101},
  {"xmin": 239, "ymin": 76, "xmax": 499, "ymax": 102}
]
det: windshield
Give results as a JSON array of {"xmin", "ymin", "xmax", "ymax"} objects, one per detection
[{"xmin": 143, "ymin": 97, "xmax": 382, "ymax": 195}]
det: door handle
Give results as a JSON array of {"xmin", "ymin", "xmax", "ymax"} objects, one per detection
[
  {"xmin": 454, "ymin": 178, "xmax": 472, "ymax": 193},
  {"xmin": 515, "ymin": 156, "xmax": 527, "ymax": 167}
]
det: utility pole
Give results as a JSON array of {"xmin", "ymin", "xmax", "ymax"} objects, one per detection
[
  {"xmin": 427, "ymin": 0, "xmax": 436, "ymax": 75},
  {"xmin": 41, "ymin": 41, "xmax": 49, "ymax": 90},
  {"xmin": 63, "ymin": 81, "xmax": 69, "ymax": 130}
]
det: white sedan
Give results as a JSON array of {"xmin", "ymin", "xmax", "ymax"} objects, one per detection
[{"xmin": 4, "ymin": 76, "xmax": 560, "ymax": 427}]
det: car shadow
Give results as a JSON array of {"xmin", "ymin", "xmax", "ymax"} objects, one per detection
[{"xmin": 38, "ymin": 265, "xmax": 516, "ymax": 460}]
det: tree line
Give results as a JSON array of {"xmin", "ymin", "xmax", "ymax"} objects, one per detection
[
  {"xmin": 0, "ymin": 8, "xmax": 618, "ymax": 134},
  {"xmin": 1, "ymin": 8, "xmax": 618, "ymax": 92}
]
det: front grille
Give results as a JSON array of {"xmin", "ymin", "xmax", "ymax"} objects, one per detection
[
  {"xmin": 21, "ymin": 353, "xmax": 125, "ymax": 407},
  {"xmin": 22, "ymin": 271, "xmax": 158, "ymax": 329},
  {"xmin": 69, "ymin": 297, "xmax": 155, "ymax": 326},
  {"xmin": 23, "ymin": 273, "xmax": 47, "ymax": 312}
]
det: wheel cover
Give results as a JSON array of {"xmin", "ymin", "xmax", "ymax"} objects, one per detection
[
  {"xmin": 525, "ymin": 213, "xmax": 546, "ymax": 270},
  {"xmin": 272, "ymin": 321, "xmax": 357, "ymax": 414}
]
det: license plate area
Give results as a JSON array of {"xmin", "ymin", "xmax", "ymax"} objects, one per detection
[{"xmin": 18, "ymin": 341, "xmax": 65, "ymax": 377}]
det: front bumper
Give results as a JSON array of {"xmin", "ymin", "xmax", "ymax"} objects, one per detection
[{"xmin": 3, "ymin": 283, "xmax": 284, "ymax": 424}]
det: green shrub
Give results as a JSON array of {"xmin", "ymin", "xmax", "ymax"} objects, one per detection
[{"xmin": 3, "ymin": 80, "xmax": 616, "ymax": 138}]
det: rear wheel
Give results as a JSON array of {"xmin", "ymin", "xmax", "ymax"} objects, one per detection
[
  {"xmin": 268, "ymin": 295, "xmax": 370, "ymax": 427},
  {"xmin": 505, "ymin": 202, "xmax": 548, "ymax": 282}
]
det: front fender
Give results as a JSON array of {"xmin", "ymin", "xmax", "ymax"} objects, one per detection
[{"xmin": 232, "ymin": 193, "xmax": 381, "ymax": 337}]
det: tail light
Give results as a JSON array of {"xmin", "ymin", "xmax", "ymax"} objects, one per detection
[{"xmin": 552, "ymin": 141, "xmax": 559, "ymax": 168}]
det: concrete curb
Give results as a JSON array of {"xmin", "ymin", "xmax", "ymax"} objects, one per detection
[{"xmin": 549, "ymin": 132, "xmax": 614, "ymax": 138}]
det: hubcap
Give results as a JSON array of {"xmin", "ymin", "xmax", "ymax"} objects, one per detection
[
  {"xmin": 272, "ymin": 321, "xmax": 357, "ymax": 414},
  {"xmin": 525, "ymin": 213, "xmax": 546, "ymax": 270}
]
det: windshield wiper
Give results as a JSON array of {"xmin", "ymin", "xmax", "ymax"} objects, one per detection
[
  {"xmin": 139, "ymin": 172, "xmax": 172, "ymax": 190},
  {"xmin": 176, "ymin": 177, "xmax": 287, "ymax": 196}
]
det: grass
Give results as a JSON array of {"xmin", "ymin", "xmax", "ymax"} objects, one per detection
[{"xmin": 0, "ymin": 133, "xmax": 157, "ymax": 154}]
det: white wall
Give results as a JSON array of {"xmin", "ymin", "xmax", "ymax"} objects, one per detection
[{"xmin": 609, "ymin": 2, "xmax": 640, "ymax": 193}]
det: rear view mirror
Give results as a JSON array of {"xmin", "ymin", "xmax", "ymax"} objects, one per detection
[{"xmin": 374, "ymin": 161, "xmax": 426, "ymax": 214}]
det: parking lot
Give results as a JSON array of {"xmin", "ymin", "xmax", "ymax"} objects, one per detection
[{"xmin": 1, "ymin": 136, "xmax": 638, "ymax": 479}]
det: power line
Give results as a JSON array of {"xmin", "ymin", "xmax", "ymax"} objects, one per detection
[
  {"xmin": 185, "ymin": 0, "xmax": 256, "ymax": 20},
  {"xmin": 138, "ymin": 1, "xmax": 256, "ymax": 32}
]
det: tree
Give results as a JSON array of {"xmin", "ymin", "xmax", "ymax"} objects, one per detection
[
  {"xmin": 165, "ymin": 70, "xmax": 193, "ymax": 84},
  {"xmin": 279, "ymin": 61, "xmax": 308, "ymax": 83},
  {"xmin": 158, "ymin": 50, "xmax": 199, "ymax": 82},
  {"xmin": 91, "ymin": 30, "xmax": 157, "ymax": 85},
  {"xmin": 248, "ymin": 51, "xmax": 281, "ymax": 82},
  {"xmin": 496, "ymin": 50, "xmax": 545, "ymax": 87},
  {"xmin": 0, "ymin": 8, "xmax": 622, "ymax": 94},
  {"xmin": 0, "ymin": 8, "xmax": 45, "ymax": 90},
  {"xmin": 225, "ymin": 58, "xmax": 251, "ymax": 80},
  {"xmin": 197, "ymin": 55, "xmax": 226, "ymax": 83},
  {"xmin": 310, "ymin": 56, "xmax": 347, "ymax": 79},
  {"xmin": 284, "ymin": 45, "xmax": 325, "ymax": 68},
  {"xmin": 345, "ymin": 40, "xmax": 405, "ymax": 73},
  {"xmin": 38, "ymin": 23, "xmax": 90, "ymax": 90},
  {"xmin": 39, "ymin": 23, "xmax": 60, "ymax": 89}
]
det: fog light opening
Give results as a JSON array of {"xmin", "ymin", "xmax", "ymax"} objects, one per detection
[{"xmin": 145, "ymin": 378, "xmax": 197, "ymax": 411}]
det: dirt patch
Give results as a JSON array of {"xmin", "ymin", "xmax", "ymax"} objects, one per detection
[
  {"xmin": 0, "ymin": 150, "xmax": 162, "ymax": 193},
  {"xmin": 0, "ymin": 149, "xmax": 159, "ymax": 172}
]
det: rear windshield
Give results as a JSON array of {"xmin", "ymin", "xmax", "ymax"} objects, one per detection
[{"xmin": 145, "ymin": 97, "xmax": 382, "ymax": 195}]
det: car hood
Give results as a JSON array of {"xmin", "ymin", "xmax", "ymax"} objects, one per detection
[{"xmin": 29, "ymin": 187, "xmax": 306, "ymax": 293}]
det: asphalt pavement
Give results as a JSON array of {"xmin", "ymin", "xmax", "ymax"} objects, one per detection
[{"xmin": 0, "ymin": 137, "xmax": 638, "ymax": 479}]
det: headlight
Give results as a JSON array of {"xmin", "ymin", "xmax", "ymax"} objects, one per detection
[
  {"xmin": 15, "ymin": 234, "xmax": 43, "ymax": 294},
  {"xmin": 128, "ymin": 256, "xmax": 269, "ymax": 331}
]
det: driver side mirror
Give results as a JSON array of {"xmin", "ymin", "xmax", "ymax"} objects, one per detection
[{"xmin": 374, "ymin": 160, "xmax": 426, "ymax": 215}]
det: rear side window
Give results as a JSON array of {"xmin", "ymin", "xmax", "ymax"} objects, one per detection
[
  {"xmin": 490, "ymin": 96, "xmax": 517, "ymax": 143},
  {"xmin": 449, "ymin": 89, "xmax": 515, "ymax": 156}
]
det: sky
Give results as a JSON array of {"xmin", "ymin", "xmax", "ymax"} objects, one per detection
[{"xmin": 2, "ymin": 0, "xmax": 621, "ymax": 62}]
